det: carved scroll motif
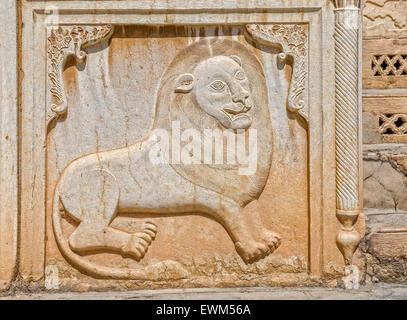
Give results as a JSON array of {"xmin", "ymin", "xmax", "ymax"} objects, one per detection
[
  {"xmin": 47, "ymin": 25, "xmax": 114, "ymax": 127},
  {"xmin": 246, "ymin": 24, "xmax": 308, "ymax": 121},
  {"xmin": 333, "ymin": 0, "xmax": 362, "ymax": 289}
]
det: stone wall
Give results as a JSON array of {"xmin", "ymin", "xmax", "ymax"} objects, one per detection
[
  {"xmin": 0, "ymin": 0, "xmax": 366, "ymax": 291},
  {"xmin": 0, "ymin": 0, "xmax": 403, "ymax": 291},
  {"xmin": 362, "ymin": 0, "xmax": 407, "ymax": 283},
  {"xmin": 0, "ymin": 0, "xmax": 403, "ymax": 292}
]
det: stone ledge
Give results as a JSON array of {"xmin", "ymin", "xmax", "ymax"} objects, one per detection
[
  {"xmin": 1, "ymin": 284, "xmax": 407, "ymax": 300},
  {"xmin": 364, "ymin": 144, "xmax": 407, "ymax": 154}
]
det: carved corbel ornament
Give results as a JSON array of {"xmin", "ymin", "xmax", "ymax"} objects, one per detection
[
  {"xmin": 47, "ymin": 25, "xmax": 114, "ymax": 127},
  {"xmin": 332, "ymin": 0, "xmax": 362, "ymax": 289},
  {"xmin": 245, "ymin": 24, "xmax": 309, "ymax": 122}
]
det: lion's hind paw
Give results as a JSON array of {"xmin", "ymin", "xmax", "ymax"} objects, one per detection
[
  {"xmin": 121, "ymin": 220, "xmax": 158, "ymax": 261},
  {"xmin": 142, "ymin": 220, "xmax": 158, "ymax": 240}
]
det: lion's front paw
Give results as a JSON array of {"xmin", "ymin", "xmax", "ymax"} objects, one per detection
[
  {"xmin": 235, "ymin": 240, "xmax": 269, "ymax": 264},
  {"xmin": 258, "ymin": 230, "xmax": 281, "ymax": 254}
]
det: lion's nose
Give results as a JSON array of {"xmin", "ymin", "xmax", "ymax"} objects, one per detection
[{"xmin": 231, "ymin": 86, "xmax": 249, "ymax": 104}]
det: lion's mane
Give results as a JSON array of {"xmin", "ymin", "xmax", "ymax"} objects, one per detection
[{"xmin": 153, "ymin": 38, "xmax": 273, "ymax": 207}]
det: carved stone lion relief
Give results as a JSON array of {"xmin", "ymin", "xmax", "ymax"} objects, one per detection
[
  {"xmin": 50, "ymin": 33, "xmax": 289, "ymax": 278},
  {"xmin": 14, "ymin": 0, "xmax": 363, "ymax": 290}
]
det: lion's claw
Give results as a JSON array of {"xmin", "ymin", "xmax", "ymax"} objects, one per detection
[{"xmin": 259, "ymin": 230, "xmax": 281, "ymax": 253}]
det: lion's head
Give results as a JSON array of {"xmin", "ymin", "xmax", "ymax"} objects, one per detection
[
  {"xmin": 174, "ymin": 55, "xmax": 254, "ymax": 131},
  {"xmin": 153, "ymin": 38, "xmax": 273, "ymax": 207}
]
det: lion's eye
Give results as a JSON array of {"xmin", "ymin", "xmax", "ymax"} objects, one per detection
[
  {"xmin": 209, "ymin": 80, "xmax": 226, "ymax": 91},
  {"xmin": 235, "ymin": 71, "xmax": 246, "ymax": 80}
]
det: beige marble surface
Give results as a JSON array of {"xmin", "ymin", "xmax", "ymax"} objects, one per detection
[{"xmin": 0, "ymin": 0, "xmax": 365, "ymax": 291}]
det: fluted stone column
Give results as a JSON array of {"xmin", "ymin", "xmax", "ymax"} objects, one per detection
[{"xmin": 333, "ymin": 0, "xmax": 362, "ymax": 289}]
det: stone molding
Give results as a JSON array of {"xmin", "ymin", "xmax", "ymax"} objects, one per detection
[{"xmin": 0, "ymin": 0, "xmax": 18, "ymax": 291}]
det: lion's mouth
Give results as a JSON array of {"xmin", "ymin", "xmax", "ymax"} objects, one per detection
[
  {"xmin": 222, "ymin": 103, "xmax": 253, "ymax": 130},
  {"xmin": 223, "ymin": 103, "xmax": 252, "ymax": 119}
]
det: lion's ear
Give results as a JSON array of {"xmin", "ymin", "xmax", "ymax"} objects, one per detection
[
  {"xmin": 175, "ymin": 73, "xmax": 194, "ymax": 93},
  {"xmin": 230, "ymin": 55, "xmax": 242, "ymax": 66}
]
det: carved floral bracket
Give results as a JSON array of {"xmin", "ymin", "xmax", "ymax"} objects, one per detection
[
  {"xmin": 246, "ymin": 24, "xmax": 309, "ymax": 122},
  {"xmin": 47, "ymin": 25, "xmax": 114, "ymax": 127}
]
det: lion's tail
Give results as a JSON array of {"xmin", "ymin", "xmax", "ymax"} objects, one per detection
[{"xmin": 52, "ymin": 186, "xmax": 153, "ymax": 280}]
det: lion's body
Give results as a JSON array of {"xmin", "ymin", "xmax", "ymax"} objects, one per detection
[{"xmin": 57, "ymin": 136, "xmax": 217, "ymax": 222}]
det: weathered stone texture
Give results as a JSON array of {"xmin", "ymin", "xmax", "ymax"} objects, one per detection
[
  {"xmin": 362, "ymin": 0, "xmax": 407, "ymax": 283},
  {"xmin": 0, "ymin": 0, "xmax": 18, "ymax": 291},
  {"xmin": 3, "ymin": 284, "xmax": 407, "ymax": 300},
  {"xmin": 0, "ymin": 0, "xmax": 365, "ymax": 292},
  {"xmin": 364, "ymin": 147, "xmax": 407, "ymax": 211}
]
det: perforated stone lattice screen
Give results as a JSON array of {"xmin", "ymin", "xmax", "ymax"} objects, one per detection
[
  {"xmin": 372, "ymin": 54, "xmax": 407, "ymax": 77},
  {"xmin": 377, "ymin": 113, "xmax": 407, "ymax": 142}
]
